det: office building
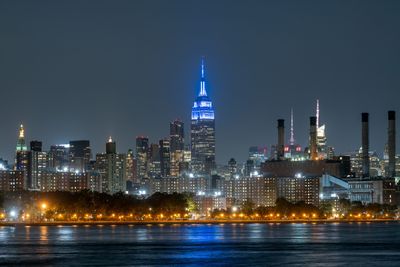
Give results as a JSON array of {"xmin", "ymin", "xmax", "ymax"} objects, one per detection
[
  {"xmin": 170, "ymin": 120, "xmax": 184, "ymax": 177},
  {"xmin": 136, "ymin": 136, "xmax": 149, "ymax": 180},
  {"xmin": 159, "ymin": 138, "xmax": 171, "ymax": 177},
  {"xmin": 191, "ymin": 58, "xmax": 216, "ymax": 173},
  {"xmin": 29, "ymin": 141, "xmax": 47, "ymax": 190},
  {"xmin": 69, "ymin": 140, "xmax": 91, "ymax": 172},
  {"xmin": 95, "ymin": 137, "xmax": 126, "ymax": 194}
]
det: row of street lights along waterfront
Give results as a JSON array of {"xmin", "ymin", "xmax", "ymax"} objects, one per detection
[{"xmin": 0, "ymin": 203, "xmax": 397, "ymax": 222}]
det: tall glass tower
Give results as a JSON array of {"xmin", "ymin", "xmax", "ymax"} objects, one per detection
[{"xmin": 191, "ymin": 58, "xmax": 215, "ymax": 173}]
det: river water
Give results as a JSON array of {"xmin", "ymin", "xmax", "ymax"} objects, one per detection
[{"xmin": 1, "ymin": 222, "xmax": 400, "ymax": 266}]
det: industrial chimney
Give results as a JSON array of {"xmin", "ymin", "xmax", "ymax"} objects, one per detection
[
  {"xmin": 309, "ymin": 116, "xmax": 317, "ymax": 160},
  {"xmin": 361, "ymin": 113, "xmax": 370, "ymax": 177},
  {"xmin": 388, "ymin": 111, "xmax": 396, "ymax": 177},
  {"xmin": 277, "ymin": 119, "xmax": 285, "ymax": 160}
]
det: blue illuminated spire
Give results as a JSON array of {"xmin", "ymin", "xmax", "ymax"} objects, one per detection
[
  {"xmin": 201, "ymin": 57, "xmax": 205, "ymax": 79},
  {"xmin": 191, "ymin": 57, "xmax": 214, "ymax": 120},
  {"xmin": 199, "ymin": 57, "xmax": 207, "ymax": 97}
]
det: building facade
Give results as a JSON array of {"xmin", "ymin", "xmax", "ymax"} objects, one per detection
[
  {"xmin": 69, "ymin": 140, "xmax": 91, "ymax": 173},
  {"xmin": 170, "ymin": 120, "xmax": 184, "ymax": 177},
  {"xmin": 191, "ymin": 59, "xmax": 216, "ymax": 174},
  {"xmin": 348, "ymin": 178, "xmax": 396, "ymax": 204},
  {"xmin": 136, "ymin": 136, "xmax": 149, "ymax": 180},
  {"xmin": 29, "ymin": 141, "xmax": 48, "ymax": 190},
  {"xmin": 40, "ymin": 171, "xmax": 101, "ymax": 192},
  {"xmin": 0, "ymin": 170, "xmax": 25, "ymax": 191},
  {"xmin": 159, "ymin": 138, "xmax": 171, "ymax": 177},
  {"xmin": 95, "ymin": 137, "xmax": 126, "ymax": 194}
]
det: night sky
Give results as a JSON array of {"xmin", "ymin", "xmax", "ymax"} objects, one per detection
[{"xmin": 0, "ymin": 0, "xmax": 399, "ymax": 164}]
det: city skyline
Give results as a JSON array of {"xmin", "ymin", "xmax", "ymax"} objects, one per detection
[
  {"xmin": 1, "ymin": 101, "xmax": 397, "ymax": 165},
  {"xmin": 1, "ymin": 1, "xmax": 400, "ymax": 164},
  {"xmin": 0, "ymin": 68, "xmax": 398, "ymax": 166},
  {"xmin": 1, "ymin": 2, "xmax": 400, "ymax": 266}
]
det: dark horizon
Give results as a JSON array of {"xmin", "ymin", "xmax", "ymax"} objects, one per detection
[{"xmin": 1, "ymin": 0, "xmax": 399, "ymax": 164}]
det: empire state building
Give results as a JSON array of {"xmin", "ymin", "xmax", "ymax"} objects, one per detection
[{"xmin": 190, "ymin": 58, "xmax": 216, "ymax": 173}]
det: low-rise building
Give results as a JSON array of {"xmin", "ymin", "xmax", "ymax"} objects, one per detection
[
  {"xmin": 264, "ymin": 175, "xmax": 320, "ymax": 206},
  {"xmin": 194, "ymin": 195, "xmax": 226, "ymax": 216},
  {"xmin": 348, "ymin": 178, "xmax": 396, "ymax": 205},
  {"xmin": 0, "ymin": 170, "xmax": 25, "ymax": 191},
  {"xmin": 40, "ymin": 171, "xmax": 101, "ymax": 192}
]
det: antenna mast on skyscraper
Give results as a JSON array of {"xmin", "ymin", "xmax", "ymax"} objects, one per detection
[
  {"xmin": 201, "ymin": 56, "xmax": 205, "ymax": 79},
  {"xmin": 290, "ymin": 108, "xmax": 295, "ymax": 146},
  {"xmin": 316, "ymin": 99, "xmax": 320, "ymax": 129},
  {"xmin": 199, "ymin": 57, "xmax": 207, "ymax": 97}
]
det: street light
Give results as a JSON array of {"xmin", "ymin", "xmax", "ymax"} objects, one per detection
[
  {"xmin": 39, "ymin": 202, "xmax": 48, "ymax": 222},
  {"xmin": 10, "ymin": 210, "xmax": 17, "ymax": 218}
]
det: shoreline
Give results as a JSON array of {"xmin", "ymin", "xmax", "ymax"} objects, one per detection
[{"xmin": 0, "ymin": 219, "xmax": 398, "ymax": 227}]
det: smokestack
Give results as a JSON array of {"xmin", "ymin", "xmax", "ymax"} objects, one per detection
[
  {"xmin": 277, "ymin": 119, "xmax": 285, "ymax": 160},
  {"xmin": 362, "ymin": 113, "xmax": 370, "ymax": 177},
  {"xmin": 309, "ymin": 116, "xmax": 317, "ymax": 160},
  {"xmin": 388, "ymin": 111, "xmax": 396, "ymax": 177}
]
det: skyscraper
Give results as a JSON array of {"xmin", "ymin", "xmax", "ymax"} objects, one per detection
[
  {"xmin": 190, "ymin": 58, "xmax": 216, "ymax": 173},
  {"xmin": 69, "ymin": 140, "xmax": 91, "ymax": 173},
  {"xmin": 29, "ymin": 140, "xmax": 47, "ymax": 190},
  {"xmin": 136, "ymin": 136, "xmax": 149, "ymax": 180},
  {"xmin": 16, "ymin": 124, "xmax": 27, "ymax": 152},
  {"xmin": 30, "ymin": 140, "xmax": 42, "ymax": 152},
  {"xmin": 148, "ymin": 143, "xmax": 161, "ymax": 177},
  {"xmin": 159, "ymin": 138, "xmax": 171, "ymax": 177},
  {"xmin": 228, "ymin": 158, "xmax": 237, "ymax": 179},
  {"xmin": 316, "ymin": 99, "xmax": 328, "ymax": 159},
  {"xmin": 48, "ymin": 144, "xmax": 70, "ymax": 171},
  {"xmin": 14, "ymin": 124, "xmax": 29, "ymax": 189},
  {"xmin": 95, "ymin": 137, "xmax": 126, "ymax": 194},
  {"xmin": 170, "ymin": 120, "xmax": 184, "ymax": 176},
  {"xmin": 125, "ymin": 149, "xmax": 136, "ymax": 182},
  {"xmin": 285, "ymin": 109, "xmax": 302, "ymax": 160}
]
